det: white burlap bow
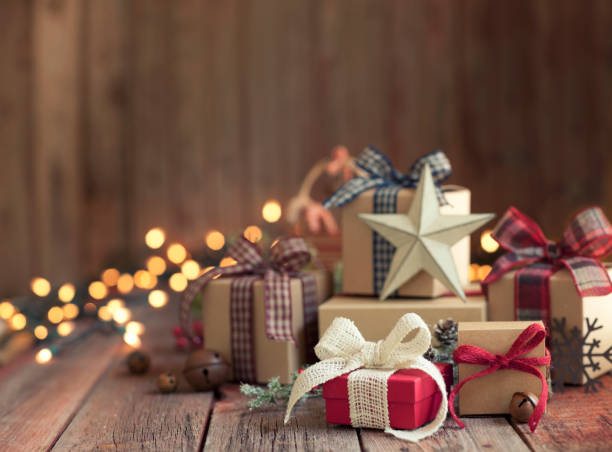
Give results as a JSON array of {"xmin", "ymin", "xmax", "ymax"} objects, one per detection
[{"xmin": 284, "ymin": 313, "xmax": 448, "ymax": 442}]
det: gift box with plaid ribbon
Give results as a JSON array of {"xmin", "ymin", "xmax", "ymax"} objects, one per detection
[
  {"xmin": 484, "ymin": 206, "xmax": 612, "ymax": 384},
  {"xmin": 324, "ymin": 147, "xmax": 471, "ymax": 298}
]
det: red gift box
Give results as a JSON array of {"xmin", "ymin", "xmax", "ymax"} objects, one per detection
[{"xmin": 322, "ymin": 362, "xmax": 453, "ymax": 430}]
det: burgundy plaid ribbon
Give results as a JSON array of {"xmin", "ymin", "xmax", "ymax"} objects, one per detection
[
  {"xmin": 482, "ymin": 206, "xmax": 612, "ymax": 323},
  {"xmin": 179, "ymin": 237, "xmax": 318, "ymax": 382}
]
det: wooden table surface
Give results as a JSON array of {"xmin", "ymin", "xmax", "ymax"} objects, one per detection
[{"xmin": 1, "ymin": 297, "xmax": 611, "ymax": 452}]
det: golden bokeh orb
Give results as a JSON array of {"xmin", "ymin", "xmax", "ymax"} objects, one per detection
[
  {"xmin": 146, "ymin": 256, "xmax": 167, "ymax": 276},
  {"xmin": 134, "ymin": 270, "xmax": 157, "ymax": 289},
  {"xmin": 10, "ymin": 313, "xmax": 26, "ymax": 330},
  {"xmin": 206, "ymin": 230, "xmax": 225, "ymax": 251},
  {"xmin": 477, "ymin": 265, "xmax": 492, "ymax": 281},
  {"xmin": 47, "ymin": 306, "xmax": 63, "ymax": 324},
  {"xmin": 88, "ymin": 281, "xmax": 108, "ymax": 300},
  {"xmin": 117, "ymin": 273, "xmax": 134, "ymax": 294},
  {"xmin": 181, "ymin": 260, "xmax": 201, "ymax": 280},
  {"xmin": 0, "ymin": 301, "xmax": 15, "ymax": 320},
  {"xmin": 480, "ymin": 230, "xmax": 500, "ymax": 253},
  {"xmin": 126, "ymin": 321, "xmax": 145, "ymax": 335},
  {"xmin": 62, "ymin": 303, "xmax": 79, "ymax": 320},
  {"xmin": 167, "ymin": 243, "xmax": 187, "ymax": 264},
  {"xmin": 244, "ymin": 225, "xmax": 263, "ymax": 243},
  {"xmin": 97, "ymin": 305, "xmax": 112, "ymax": 321},
  {"xmin": 58, "ymin": 283, "xmax": 76, "ymax": 303},
  {"xmin": 101, "ymin": 268, "xmax": 120, "ymax": 287},
  {"xmin": 57, "ymin": 321, "xmax": 75, "ymax": 337},
  {"xmin": 31, "ymin": 277, "xmax": 51, "ymax": 297},
  {"xmin": 262, "ymin": 200, "xmax": 282, "ymax": 223},
  {"xmin": 36, "ymin": 348, "xmax": 52, "ymax": 364},
  {"xmin": 145, "ymin": 227, "xmax": 166, "ymax": 249},
  {"xmin": 34, "ymin": 325, "xmax": 48, "ymax": 340},
  {"xmin": 169, "ymin": 273, "xmax": 188, "ymax": 292},
  {"xmin": 148, "ymin": 289, "xmax": 169, "ymax": 307}
]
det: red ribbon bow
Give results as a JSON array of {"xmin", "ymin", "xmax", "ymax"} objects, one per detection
[
  {"xmin": 448, "ymin": 323, "xmax": 551, "ymax": 433},
  {"xmin": 482, "ymin": 206, "xmax": 612, "ymax": 323}
]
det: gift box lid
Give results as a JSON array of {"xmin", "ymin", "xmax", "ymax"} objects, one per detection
[{"xmin": 322, "ymin": 362, "xmax": 452, "ymax": 404}]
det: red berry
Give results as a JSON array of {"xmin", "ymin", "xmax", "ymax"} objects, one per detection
[
  {"xmin": 175, "ymin": 337, "xmax": 189, "ymax": 350},
  {"xmin": 172, "ymin": 325, "xmax": 184, "ymax": 338},
  {"xmin": 192, "ymin": 321, "xmax": 203, "ymax": 336}
]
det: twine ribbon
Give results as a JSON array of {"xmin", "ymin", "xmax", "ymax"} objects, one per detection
[
  {"xmin": 482, "ymin": 206, "xmax": 612, "ymax": 323},
  {"xmin": 284, "ymin": 313, "xmax": 448, "ymax": 442},
  {"xmin": 448, "ymin": 323, "xmax": 551, "ymax": 432},
  {"xmin": 179, "ymin": 237, "xmax": 318, "ymax": 382}
]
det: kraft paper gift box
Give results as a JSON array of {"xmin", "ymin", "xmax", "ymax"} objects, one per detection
[
  {"xmin": 318, "ymin": 294, "xmax": 487, "ymax": 344},
  {"xmin": 323, "ymin": 362, "xmax": 453, "ymax": 430},
  {"xmin": 342, "ymin": 186, "xmax": 471, "ymax": 297},
  {"xmin": 201, "ymin": 269, "xmax": 332, "ymax": 384},
  {"xmin": 457, "ymin": 321, "xmax": 547, "ymax": 416},
  {"xmin": 487, "ymin": 265, "xmax": 612, "ymax": 384}
]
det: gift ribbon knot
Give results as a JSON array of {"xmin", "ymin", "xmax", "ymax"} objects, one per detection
[
  {"xmin": 483, "ymin": 206, "xmax": 612, "ymax": 323},
  {"xmin": 179, "ymin": 236, "xmax": 319, "ymax": 382},
  {"xmin": 449, "ymin": 323, "xmax": 551, "ymax": 433},
  {"xmin": 284, "ymin": 313, "xmax": 448, "ymax": 442}
]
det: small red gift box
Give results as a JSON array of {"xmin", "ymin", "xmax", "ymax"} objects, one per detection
[{"xmin": 322, "ymin": 362, "xmax": 453, "ymax": 430}]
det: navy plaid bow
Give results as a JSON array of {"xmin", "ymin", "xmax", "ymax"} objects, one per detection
[{"xmin": 322, "ymin": 147, "xmax": 452, "ymax": 209}]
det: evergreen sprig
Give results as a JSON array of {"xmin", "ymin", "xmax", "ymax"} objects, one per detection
[{"xmin": 240, "ymin": 369, "xmax": 322, "ymax": 410}]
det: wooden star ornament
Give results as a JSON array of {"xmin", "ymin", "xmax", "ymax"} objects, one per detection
[{"xmin": 359, "ymin": 164, "xmax": 494, "ymax": 301}]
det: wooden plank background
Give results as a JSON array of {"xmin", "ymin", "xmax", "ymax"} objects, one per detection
[{"xmin": 1, "ymin": 0, "xmax": 612, "ymax": 295}]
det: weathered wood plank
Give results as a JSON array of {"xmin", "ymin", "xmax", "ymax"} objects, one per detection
[
  {"xmin": 511, "ymin": 374, "xmax": 612, "ymax": 452},
  {"xmin": 52, "ymin": 301, "xmax": 213, "ymax": 451},
  {"xmin": 31, "ymin": 0, "xmax": 83, "ymax": 283},
  {"xmin": 360, "ymin": 416, "xmax": 530, "ymax": 452},
  {"xmin": 83, "ymin": 0, "xmax": 130, "ymax": 274},
  {"xmin": 0, "ymin": 323, "xmax": 124, "ymax": 451},
  {"xmin": 204, "ymin": 385, "xmax": 361, "ymax": 451},
  {"xmin": 0, "ymin": 0, "xmax": 31, "ymax": 295}
]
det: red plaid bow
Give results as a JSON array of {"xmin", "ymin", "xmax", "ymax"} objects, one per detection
[
  {"xmin": 449, "ymin": 323, "xmax": 551, "ymax": 433},
  {"xmin": 482, "ymin": 206, "xmax": 612, "ymax": 323},
  {"xmin": 180, "ymin": 237, "xmax": 318, "ymax": 382}
]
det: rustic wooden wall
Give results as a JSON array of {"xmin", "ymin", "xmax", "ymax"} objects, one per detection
[{"xmin": 1, "ymin": 0, "xmax": 611, "ymax": 295}]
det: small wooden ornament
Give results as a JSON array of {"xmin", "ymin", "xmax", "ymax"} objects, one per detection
[
  {"xmin": 183, "ymin": 349, "xmax": 229, "ymax": 392},
  {"xmin": 157, "ymin": 372, "xmax": 178, "ymax": 393},
  {"xmin": 127, "ymin": 351, "xmax": 150, "ymax": 374},
  {"xmin": 509, "ymin": 391, "xmax": 538, "ymax": 423}
]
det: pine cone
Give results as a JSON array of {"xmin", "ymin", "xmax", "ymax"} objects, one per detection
[
  {"xmin": 435, "ymin": 318, "xmax": 458, "ymax": 348},
  {"xmin": 423, "ymin": 346, "xmax": 437, "ymax": 362}
]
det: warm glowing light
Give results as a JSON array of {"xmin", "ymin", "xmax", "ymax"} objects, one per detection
[
  {"xmin": 97, "ymin": 305, "xmax": 112, "ymax": 321},
  {"xmin": 477, "ymin": 265, "xmax": 492, "ymax": 281},
  {"xmin": 167, "ymin": 243, "xmax": 187, "ymax": 264},
  {"xmin": 10, "ymin": 313, "xmax": 26, "ymax": 330},
  {"xmin": 58, "ymin": 283, "xmax": 76, "ymax": 303},
  {"xmin": 106, "ymin": 298, "xmax": 124, "ymax": 313},
  {"xmin": 112, "ymin": 307, "xmax": 131, "ymax": 325},
  {"xmin": 181, "ymin": 260, "xmax": 200, "ymax": 280},
  {"xmin": 481, "ymin": 230, "xmax": 500, "ymax": 253},
  {"xmin": 146, "ymin": 256, "xmax": 167, "ymax": 276},
  {"xmin": 101, "ymin": 268, "xmax": 120, "ymax": 286},
  {"xmin": 200, "ymin": 266, "xmax": 214, "ymax": 277},
  {"xmin": 34, "ymin": 325, "xmax": 48, "ymax": 340},
  {"xmin": 117, "ymin": 273, "xmax": 134, "ymax": 294},
  {"xmin": 145, "ymin": 227, "xmax": 166, "ymax": 249},
  {"xmin": 88, "ymin": 281, "xmax": 108, "ymax": 300},
  {"xmin": 31, "ymin": 277, "xmax": 51, "ymax": 297},
  {"xmin": 169, "ymin": 272, "xmax": 188, "ymax": 292},
  {"xmin": 57, "ymin": 321, "xmax": 75, "ymax": 337},
  {"xmin": 123, "ymin": 331, "xmax": 142, "ymax": 348},
  {"xmin": 219, "ymin": 257, "xmax": 237, "ymax": 268},
  {"xmin": 0, "ymin": 301, "xmax": 15, "ymax": 320},
  {"xmin": 47, "ymin": 306, "xmax": 63, "ymax": 324},
  {"xmin": 126, "ymin": 321, "xmax": 145, "ymax": 335},
  {"xmin": 62, "ymin": 303, "xmax": 79, "ymax": 320},
  {"xmin": 262, "ymin": 200, "xmax": 282, "ymax": 223},
  {"xmin": 36, "ymin": 348, "xmax": 52, "ymax": 364},
  {"xmin": 244, "ymin": 225, "xmax": 263, "ymax": 243},
  {"xmin": 134, "ymin": 270, "xmax": 157, "ymax": 289},
  {"xmin": 206, "ymin": 230, "xmax": 225, "ymax": 251},
  {"xmin": 149, "ymin": 289, "xmax": 169, "ymax": 307},
  {"xmin": 84, "ymin": 302, "xmax": 97, "ymax": 314},
  {"xmin": 468, "ymin": 263, "xmax": 480, "ymax": 283}
]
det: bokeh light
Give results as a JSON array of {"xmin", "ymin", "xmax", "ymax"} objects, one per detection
[
  {"xmin": 477, "ymin": 265, "xmax": 492, "ymax": 281},
  {"xmin": 181, "ymin": 260, "xmax": 200, "ymax": 280},
  {"xmin": 101, "ymin": 268, "xmax": 120, "ymax": 287},
  {"xmin": 146, "ymin": 256, "xmax": 167, "ymax": 276},
  {"xmin": 34, "ymin": 325, "xmax": 48, "ymax": 340},
  {"xmin": 88, "ymin": 281, "xmax": 108, "ymax": 300},
  {"xmin": 107, "ymin": 298, "xmax": 124, "ymax": 313},
  {"xmin": 57, "ymin": 321, "xmax": 75, "ymax": 337},
  {"xmin": 244, "ymin": 225, "xmax": 263, "ymax": 243},
  {"xmin": 149, "ymin": 289, "xmax": 169, "ymax": 307},
  {"xmin": 62, "ymin": 303, "xmax": 79, "ymax": 320},
  {"xmin": 167, "ymin": 243, "xmax": 187, "ymax": 264},
  {"xmin": 58, "ymin": 283, "xmax": 76, "ymax": 303},
  {"xmin": 97, "ymin": 305, "xmax": 112, "ymax": 321},
  {"xmin": 0, "ymin": 300, "xmax": 15, "ymax": 320},
  {"xmin": 47, "ymin": 306, "xmax": 63, "ymax": 324},
  {"xmin": 262, "ymin": 200, "xmax": 282, "ymax": 223},
  {"xmin": 206, "ymin": 230, "xmax": 225, "ymax": 251},
  {"xmin": 112, "ymin": 307, "xmax": 131, "ymax": 325},
  {"xmin": 468, "ymin": 263, "xmax": 480, "ymax": 283},
  {"xmin": 123, "ymin": 331, "xmax": 141, "ymax": 348},
  {"xmin": 31, "ymin": 277, "xmax": 51, "ymax": 297},
  {"xmin": 145, "ymin": 227, "xmax": 166, "ymax": 249},
  {"xmin": 480, "ymin": 230, "xmax": 500, "ymax": 253},
  {"xmin": 134, "ymin": 270, "xmax": 157, "ymax": 290},
  {"xmin": 84, "ymin": 302, "xmax": 97, "ymax": 314},
  {"xmin": 36, "ymin": 348, "xmax": 52, "ymax": 364},
  {"xmin": 219, "ymin": 257, "xmax": 237, "ymax": 268},
  {"xmin": 117, "ymin": 273, "xmax": 134, "ymax": 294},
  {"xmin": 126, "ymin": 321, "xmax": 145, "ymax": 335},
  {"xmin": 169, "ymin": 273, "xmax": 188, "ymax": 292},
  {"xmin": 10, "ymin": 313, "xmax": 26, "ymax": 330}
]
